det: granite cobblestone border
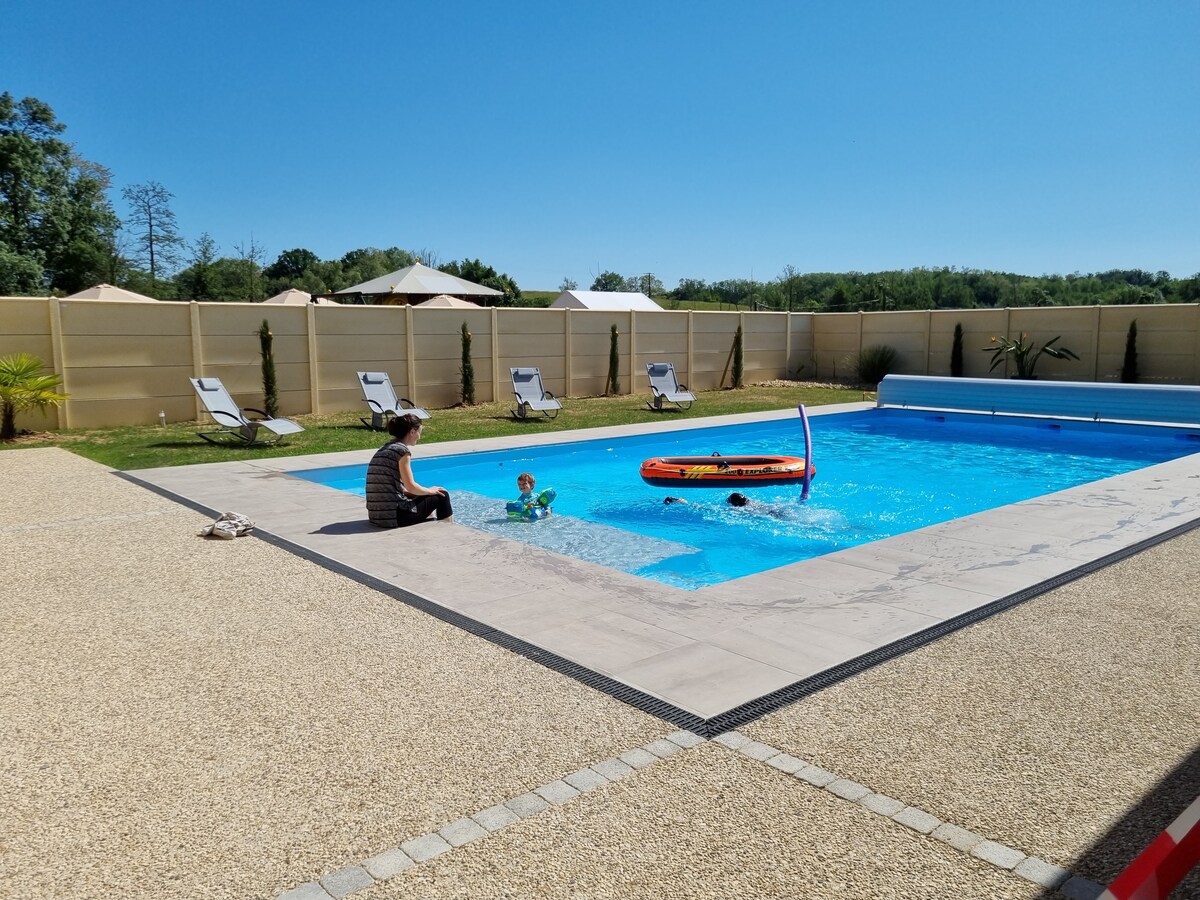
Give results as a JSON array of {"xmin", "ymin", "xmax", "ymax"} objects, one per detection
[
  {"xmin": 277, "ymin": 730, "xmax": 703, "ymax": 899},
  {"xmin": 279, "ymin": 727, "xmax": 1108, "ymax": 899}
]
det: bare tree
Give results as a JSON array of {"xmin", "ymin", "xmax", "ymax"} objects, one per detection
[
  {"xmin": 233, "ymin": 236, "xmax": 267, "ymax": 301},
  {"xmin": 121, "ymin": 181, "xmax": 183, "ymax": 292}
]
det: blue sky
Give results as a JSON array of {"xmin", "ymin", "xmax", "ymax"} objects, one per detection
[{"xmin": 8, "ymin": 0, "xmax": 1199, "ymax": 289}]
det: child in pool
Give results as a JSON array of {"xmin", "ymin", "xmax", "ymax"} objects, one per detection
[{"xmin": 507, "ymin": 472, "xmax": 556, "ymax": 521}]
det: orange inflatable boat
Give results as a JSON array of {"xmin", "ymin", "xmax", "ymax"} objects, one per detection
[{"xmin": 639, "ymin": 453, "xmax": 815, "ymax": 488}]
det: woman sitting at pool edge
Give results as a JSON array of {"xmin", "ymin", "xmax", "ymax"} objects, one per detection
[{"xmin": 366, "ymin": 413, "xmax": 453, "ymax": 528}]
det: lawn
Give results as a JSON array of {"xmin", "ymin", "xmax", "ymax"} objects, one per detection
[{"xmin": 1, "ymin": 382, "xmax": 864, "ymax": 471}]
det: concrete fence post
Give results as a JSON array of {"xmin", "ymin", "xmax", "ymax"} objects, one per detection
[
  {"xmin": 629, "ymin": 309, "xmax": 637, "ymax": 394},
  {"xmin": 189, "ymin": 302, "xmax": 203, "ymax": 421},
  {"xmin": 47, "ymin": 298, "xmax": 67, "ymax": 428},
  {"xmin": 307, "ymin": 302, "xmax": 320, "ymax": 414},
  {"xmin": 564, "ymin": 308, "xmax": 573, "ymax": 397},
  {"xmin": 491, "ymin": 307, "xmax": 500, "ymax": 402},
  {"xmin": 405, "ymin": 304, "xmax": 417, "ymax": 403}
]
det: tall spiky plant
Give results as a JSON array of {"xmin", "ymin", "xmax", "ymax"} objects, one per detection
[
  {"xmin": 460, "ymin": 321, "xmax": 476, "ymax": 405},
  {"xmin": 258, "ymin": 320, "xmax": 278, "ymax": 418},
  {"xmin": 0, "ymin": 353, "xmax": 67, "ymax": 441},
  {"xmin": 607, "ymin": 324, "xmax": 620, "ymax": 395}
]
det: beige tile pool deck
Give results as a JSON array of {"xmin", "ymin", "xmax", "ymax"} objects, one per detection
[
  {"xmin": 3, "ymin": 406, "xmax": 1198, "ymax": 900},
  {"xmin": 127, "ymin": 402, "xmax": 1200, "ymax": 730}
]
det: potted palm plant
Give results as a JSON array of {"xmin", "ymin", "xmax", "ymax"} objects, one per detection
[
  {"xmin": 982, "ymin": 333, "xmax": 1079, "ymax": 379},
  {"xmin": 0, "ymin": 353, "xmax": 67, "ymax": 441}
]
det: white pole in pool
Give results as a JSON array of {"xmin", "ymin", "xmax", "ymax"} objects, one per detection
[{"xmin": 798, "ymin": 404, "xmax": 813, "ymax": 501}]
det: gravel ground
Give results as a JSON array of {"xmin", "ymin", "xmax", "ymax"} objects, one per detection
[
  {"xmin": 2, "ymin": 447, "xmax": 1197, "ymax": 899},
  {"xmin": 0, "ymin": 449, "xmax": 667, "ymax": 900},
  {"xmin": 746, "ymin": 529, "xmax": 1200, "ymax": 890}
]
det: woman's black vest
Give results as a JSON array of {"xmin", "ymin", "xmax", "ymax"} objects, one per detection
[{"xmin": 366, "ymin": 441, "xmax": 412, "ymax": 527}]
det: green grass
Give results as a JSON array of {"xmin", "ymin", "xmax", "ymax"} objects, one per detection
[{"xmin": 1, "ymin": 382, "xmax": 863, "ymax": 471}]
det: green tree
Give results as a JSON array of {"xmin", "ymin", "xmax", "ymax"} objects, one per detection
[
  {"xmin": 0, "ymin": 352, "xmax": 66, "ymax": 441},
  {"xmin": 442, "ymin": 258, "xmax": 521, "ymax": 303},
  {"xmin": 175, "ymin": 232, "xmax": 220, "ymax": 299},
  {"xmin": 121, "ymin": 180, "xmax": 183, "ymax": 294},
  {"xmin": 0, "ymin": 94, "xmax": 120, "ymax": 294},
  {"xmin": 590, "ymin": 271, "xmax": 625, "ymax": 292},
  {"xmin": 264, "ymin": 248, "xmax": 320, "ymax": 283}
]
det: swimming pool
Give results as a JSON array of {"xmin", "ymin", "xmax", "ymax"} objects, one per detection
[{"xmin": 295, "ymin": 408, "xmax": 1200, "ymax": 589}]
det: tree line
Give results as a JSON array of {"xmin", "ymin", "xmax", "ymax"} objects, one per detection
[
  {"xmin": 3, "ymin": 93, "xmax": 1197, "ymax": 310},
  {"xmin": 586, "ymin": 267, "xmax": 1200, "ymax": 311}
]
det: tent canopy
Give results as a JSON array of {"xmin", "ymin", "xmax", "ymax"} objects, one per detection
[
  {"xmin": 414, "ymin": 294, "xmax": 480, "ymax": 308},
  {"xmin": 65, "ymin": 283, "xmax": 158, "ymax": 302},
  {"xmin": 336, "ymin": 263, "xmax": 503, "ymax": 301},
  {"xmin": 549, "ymin": 290, "xmax": 661, "ymax": 311},
  {"xmin": 262, "ymin": 288, "xmax": 338, "ymax": 305}
]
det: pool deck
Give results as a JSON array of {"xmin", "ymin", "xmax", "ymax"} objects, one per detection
[{"xmin": 126, "ymin": 402, "xmax": 1200, "ymax": 733}]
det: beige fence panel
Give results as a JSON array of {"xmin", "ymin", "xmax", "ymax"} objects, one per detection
[
  {"xmin": 413, "ymin": 308, "xmax": 498, "ymax": 408},
  {"xmin": 202, "ymin": 303, "xmax": 310, "ymax": 418},
  {"xmin": 861, "ymin": 310, "xmax": 929, "ymax": 375},
  {"xmin": 311, "ymin": 305, "xmax": 410, "ymax": 414},
  {"xmin": 2, "ymin": 298, "xmax": 1197, "ymax": 429},
  {"xmin": 0, "ymin": 297, "xmax": 58, "ymax": 431},
  {"xmin": 568, "ymin": 311, "xmax": 631, "ymax": 398},
  {"xmin": 56, "ymin": 299, "xmax": 194, "ymax": 428}
]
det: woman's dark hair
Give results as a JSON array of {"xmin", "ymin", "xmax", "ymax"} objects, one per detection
[
  {"xmin": 388, "ymin": 413, "xmax": 424, "ymax": 439},
  {"xmin": 727, "ymin": 492, "xmax": 749, "ymax": 507}
]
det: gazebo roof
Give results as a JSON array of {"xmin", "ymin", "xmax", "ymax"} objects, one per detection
[
  {"xmin": 262, "ymin": 288, "xmax": 339, "ymax": 305},
  {"xmin": 336, "ymin": 263, "xmax": 503, "ymax": 299},
  {"xmin": 65, "ymin": 283, "xmax": 158, "ymax": 302},
  {"xmin": 414, "ymin": 294, "xmax": 481, "ymax": 308}
]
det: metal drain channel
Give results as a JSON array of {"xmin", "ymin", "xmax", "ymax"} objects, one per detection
[{"xmin": 119, "ymin": 471, "xmax": 1200, "ymax": 739}]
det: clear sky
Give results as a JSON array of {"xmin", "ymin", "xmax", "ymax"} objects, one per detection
[{"xmin": 8, "ymin": 0, "xmax": 1199, "ymax": 290}]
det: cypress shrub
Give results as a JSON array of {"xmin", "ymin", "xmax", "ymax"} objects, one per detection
[
  {"xmin": 460, "ymin": 321, "xmax": 475, "ymax": 405},
  {"xmin": 951, "ymin": 322, "xmax": 964, "ymax": 377},
  {"xmin": 258, "ymin": 319, "xmax": 278, "ymax": 418},
  {"xmin": 1120, "ymin": 320, "xmax": 1139, "ymax": 383},
  {"xmin": 607, "ymin": 324, "xmax": 620, "ymax": 395},
  {"xmin": 732, "ymin": 325, "xmax": 744, "ymax": 388}
]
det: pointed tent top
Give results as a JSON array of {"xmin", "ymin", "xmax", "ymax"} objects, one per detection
[
  {"xmin": 414, "ymin": 294, "xmax": 481, "ymax": 308},
  {"xmin": 65, "ymin": 283, "xmax": 159, "ymax": 302},
  {"xmin": 336, "ymin": 262, "xmax": 503, "ymax": 299},
  {"xmin": 262, "ymin": 288, "xmax": 339, "ymax": 305}
]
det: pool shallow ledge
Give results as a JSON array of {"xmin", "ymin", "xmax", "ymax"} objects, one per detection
[{"xmin": 122, "ymin": 402, "xmax": 1200, "ymax": 736}]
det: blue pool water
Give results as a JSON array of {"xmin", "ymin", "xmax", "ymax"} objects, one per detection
[{"xmin": 295, "ymin": 409, "xmax": 1199, "ymax": 589}]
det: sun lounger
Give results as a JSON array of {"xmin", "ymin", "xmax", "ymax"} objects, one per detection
[
  {"xmin": 646, "ymin": 362, "xmax": 696, "ymax": 411},
  {"xmin": 189, "ymin": 377, "xmax": 304, "ymax": 446},
  {"xmin": 356, "ymin": 371, "xmax": 430, "ymax": 430},
  {"xmin": 510, "ymin": 367, "xmax": 562, "ymax": 419}
]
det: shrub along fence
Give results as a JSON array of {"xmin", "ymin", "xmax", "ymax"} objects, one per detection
[{"xmin": 1, "ymin": 297, "xmax": 1197, "ymax": 430}]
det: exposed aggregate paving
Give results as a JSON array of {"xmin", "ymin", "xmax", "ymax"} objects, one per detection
[{"xmin": 2, "ymin": 447, "xmax": 1197, "ymax": 899}]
